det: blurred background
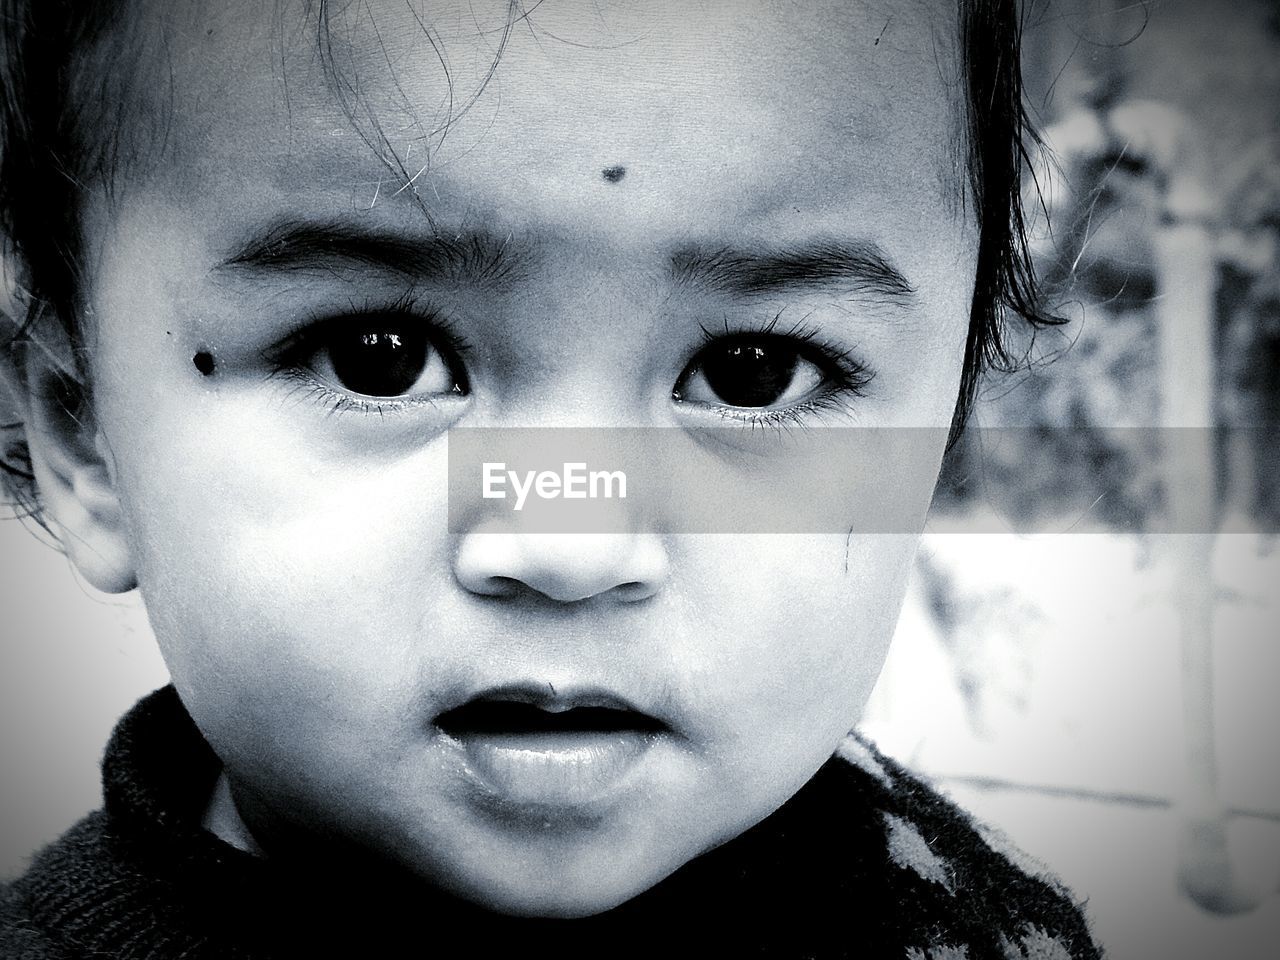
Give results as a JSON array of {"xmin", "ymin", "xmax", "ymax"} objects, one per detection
[
  {"xmin": 2, "ymin": 0, "xmax": 1278, "ymax": 956},
  {"xmin": 865, "ymin": 0, "xmax": 1280, "ymax": 957}
]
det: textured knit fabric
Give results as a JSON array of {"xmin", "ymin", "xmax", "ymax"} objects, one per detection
[{"xmin": 0, "ymin": 687, "xmax": 1103, "ymax": 959}]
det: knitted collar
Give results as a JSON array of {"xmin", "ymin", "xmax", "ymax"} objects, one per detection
[{"xmin": 16, "ymin": 686, "xmax": 1098, "ymax": 959}]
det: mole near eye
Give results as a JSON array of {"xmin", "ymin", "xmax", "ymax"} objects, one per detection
[
  {"xmin": 193, "ymin": 351, "xmax": 216, "ymax": 376},
  {"xmin": 601, "ymin": 165, "xmax": 627, "ymax": 184}
]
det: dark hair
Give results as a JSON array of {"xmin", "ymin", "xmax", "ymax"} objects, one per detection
[
  {"xmin": 0, "ymin": 0, "xmax": 1058, "ymax": 519},
  {"xmin": 956, "ymin": 0, "xmax": 1061, "ymax": 441},
  {"xmin": 1, "ymin": 0, "xmax": 134, "ymax": 521}
]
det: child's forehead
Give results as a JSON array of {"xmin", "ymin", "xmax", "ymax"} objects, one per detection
[{"xmin": 114, "ymin": 0, "xmax": 965, "ymax": 248}]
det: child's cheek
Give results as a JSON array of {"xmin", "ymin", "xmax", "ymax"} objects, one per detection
[
  {"xmin": 671, "ymin": 532, "xmax": 915, "ymax": 786},
  {"xmin": 105, "ymin": 379, "xmax": 453, "ymax": 707}
]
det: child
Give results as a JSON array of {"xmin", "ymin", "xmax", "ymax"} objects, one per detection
[{"xmin": 0, "ymin": 0, "xmax": 1101, "ymax": 955}]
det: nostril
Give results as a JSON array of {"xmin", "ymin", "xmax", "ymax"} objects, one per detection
[
  {"xmin": 474, "ymin": 575, "xmax": 522, "ymax": 598},
  {"xmin": 453, "ymin": 530, "xmax": 669, "ymax": 604},
  {"xmin": 612, "ymin": 580, "xmax": 659, "ymax": 602}
]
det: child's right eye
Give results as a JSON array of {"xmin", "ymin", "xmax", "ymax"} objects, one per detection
[
  {"xmin": 308, "ymin": 321, "xmax": 466, "ymax": 399},
  {"xmin": 267, "ymin": 302, "xmax": 472, "ymax": 412}
]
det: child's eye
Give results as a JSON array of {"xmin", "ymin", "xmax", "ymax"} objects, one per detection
[
  {"xmin": 266, "ymin": 301, "xmax": 472, "ymax": 414},
  {"xmin": 311, "ymin": 322, "xmax": 463, "ymax": 399},
  {"xmin": 675, "ymin": 337, "xmax": 823, "ymax": 409},
  {"xmin": 672, "ymin": 328, "xmax": 873, "ymax": 425}
]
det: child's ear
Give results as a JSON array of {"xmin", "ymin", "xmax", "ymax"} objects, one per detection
[{"xmin": 10, "ymin": 340, "xmax": 138, "ymax": 594}]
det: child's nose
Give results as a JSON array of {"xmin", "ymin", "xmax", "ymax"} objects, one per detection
[{"xmin": 452, "ymin": 529, "xmax": 669, "ymax": 604}]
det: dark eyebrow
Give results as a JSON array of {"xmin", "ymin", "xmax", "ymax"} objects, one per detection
[
  {"xmin": 216, "ymin": 218, "xmax": 527, "ymax": 285},
  {"xmin": 669, "ymin": 240, "xmax": 916, "ymax": 304}
]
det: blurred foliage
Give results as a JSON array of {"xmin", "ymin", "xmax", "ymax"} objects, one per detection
[{"xmin": 935, "ymin": 0, "xmax": 1280, "ymax": 533}]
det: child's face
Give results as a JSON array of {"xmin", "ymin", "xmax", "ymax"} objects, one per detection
[{"xmin": 72, "ymin": 0, "xmax": 975, "ymax": 916}]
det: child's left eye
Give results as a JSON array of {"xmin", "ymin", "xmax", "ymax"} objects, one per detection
[
  {"xmin": 672, "ymin": 330, "xmax": 872, "ymax": 422},
  {"xmin": 675, "ymin": 337, "xmax": 822, "ymax": 409}
]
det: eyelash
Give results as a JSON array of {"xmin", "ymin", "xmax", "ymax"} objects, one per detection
[
  {"xmin": 684, "ymin": 315, "xmax": 876, "ymax": 431},
  {"xmin": 263, "ymin": 293, "xmax": 473, "ymax": 418}
]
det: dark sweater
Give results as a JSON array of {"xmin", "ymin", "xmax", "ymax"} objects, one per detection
[{"xmin": 1, "ymin": 687, "xmax": 1102, "ymax": 958}]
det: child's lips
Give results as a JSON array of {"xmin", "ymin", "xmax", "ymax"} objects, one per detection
[{"xmin": 434, "ymin": 684, "xmax": 668, "ymax": 809}]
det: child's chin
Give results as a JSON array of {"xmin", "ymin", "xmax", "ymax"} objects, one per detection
[{"xmin": 458, "ymin": 864, "xmax": 667, "ymax": 919}]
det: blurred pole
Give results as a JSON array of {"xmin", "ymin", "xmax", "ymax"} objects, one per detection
[{"xmin": 1154, "ymin": 215, "xmax": 1258, "ymax": 914}]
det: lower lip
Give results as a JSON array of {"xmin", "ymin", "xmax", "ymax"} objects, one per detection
[{"xmin": 444, "ymin": 729, "xmax": 657, "ymax": 809}]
